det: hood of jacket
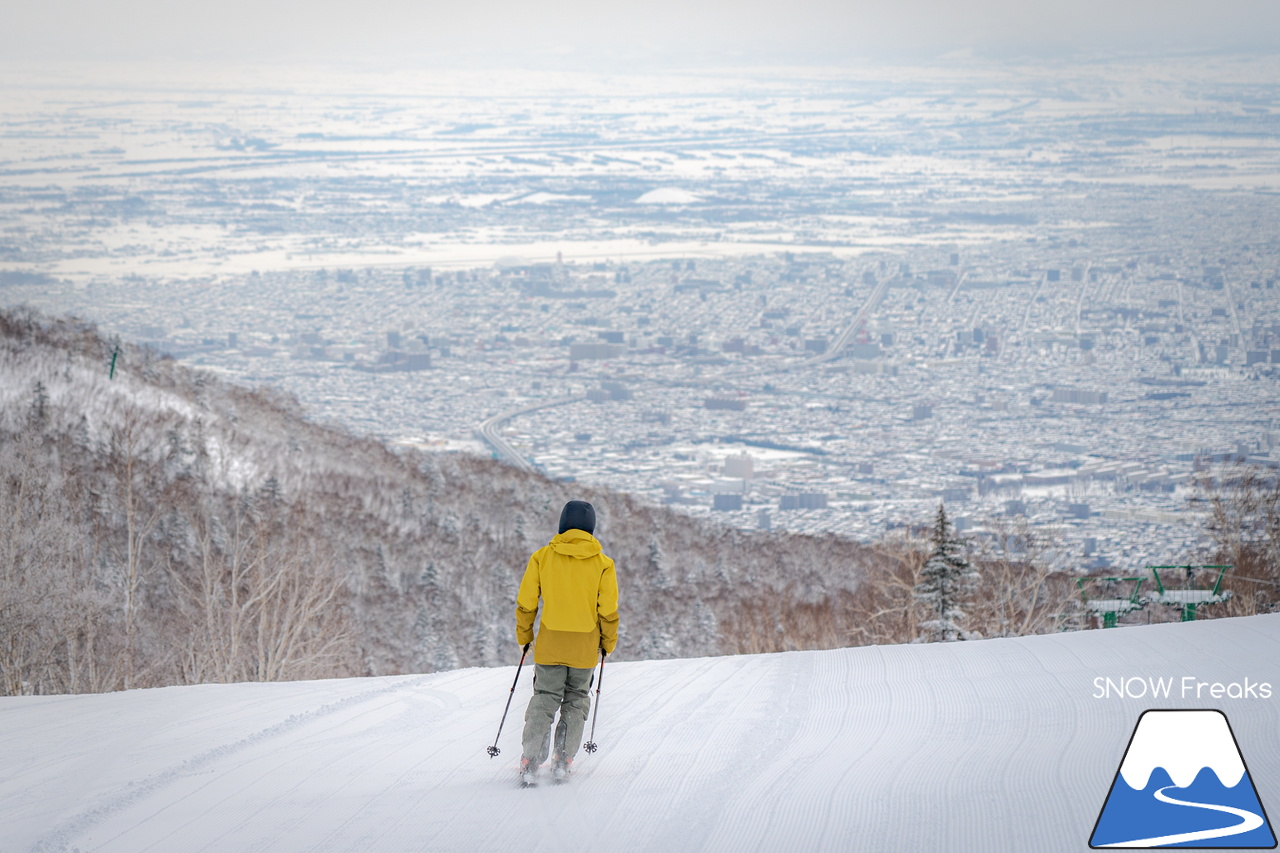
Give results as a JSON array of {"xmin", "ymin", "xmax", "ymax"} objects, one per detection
[{"xmin": 549, "ymin": 529, "xmax": 602, "ymax": 559}]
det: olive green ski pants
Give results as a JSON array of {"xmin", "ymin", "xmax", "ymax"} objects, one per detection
[{"xmin": 521, "ymin": 663, "xmax": 594, "ymax": 765}]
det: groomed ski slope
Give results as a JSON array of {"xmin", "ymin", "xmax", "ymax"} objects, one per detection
[{"xmin": 4, "ymin": 615, "xmax": 1279, "ymax": 853}]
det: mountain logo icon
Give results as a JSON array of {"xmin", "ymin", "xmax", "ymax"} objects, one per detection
[{"xmin": 1090, "ymin": 709, "xmax": 1276, "ymax": 848}]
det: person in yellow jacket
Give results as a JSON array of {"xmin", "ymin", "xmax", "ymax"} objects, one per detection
[{"xmin": 516, "ymin": 500, "xmax": 618, "ymax": 784}]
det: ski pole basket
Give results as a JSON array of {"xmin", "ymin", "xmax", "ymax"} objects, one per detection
[
  {"xmin": 1076, "ymin": 575, "xmax": 1146, "ymax": 628},
  {"xmin": 1146, "ymin": 564, "xmax": 1233, "ymax": 622}
]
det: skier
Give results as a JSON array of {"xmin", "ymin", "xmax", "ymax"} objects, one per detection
[{"xmin": 515, "ymin": 500, "xmax": 618, "ymax": 785}]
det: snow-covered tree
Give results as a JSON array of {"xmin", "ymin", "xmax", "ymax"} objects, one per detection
[
  {"xmin": 0, "ymin": 307, "xmax": 895, "ymax": 690},
  {"xmin": 914, "ymin": 504, "xmax": 980, "ymax": 642},
  {"xmin": 646, "ymin": 539, "xmax": 672, "ymax": 590},
  {"xmin": 0, "ymin": 427, "xmax": 98, "ymax": 695}
]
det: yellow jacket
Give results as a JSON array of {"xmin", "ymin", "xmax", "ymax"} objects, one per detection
[{"xmin": 516, "ymin": 530, "xmax": 618, "ymax": 668}]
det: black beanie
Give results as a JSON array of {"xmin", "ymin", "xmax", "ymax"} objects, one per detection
[{"xmin": 558, "ymin": 500, "xmax": 596, "ymax": 535}]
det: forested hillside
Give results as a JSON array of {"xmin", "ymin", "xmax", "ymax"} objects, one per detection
[
  {"xmin": 12, "ymin": 308, "xmax": 1267, "ymax": 697},
  {"xmin": 0, "ymin": 308, "xmax": 886, "ymax": 695}
]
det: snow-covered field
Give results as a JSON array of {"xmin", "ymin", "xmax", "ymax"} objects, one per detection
[{"xmin": 5, "ymin": 615, "xmax": 1279, "ymax": 852}]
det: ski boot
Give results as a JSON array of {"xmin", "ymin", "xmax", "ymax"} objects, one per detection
[
  {"xmin": 519, "ymin": 757, "xmax": 538, "ymax": 787},
  {"xmin": 551, "ymin": 756, "xmax": 573, "ymax": 783}
]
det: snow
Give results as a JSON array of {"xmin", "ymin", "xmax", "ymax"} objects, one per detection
[
  {"xmin": 506, "ymin": 192, "xmax": 593, "ymax": 205},
  {"xmin": 1118, "ymin": 710, "xmax": 1246, "ymax": 789},
  {"xmin": 4, "ymin": 615, "xmax": 1280, "ymax": 852},
  {"xmin": 634, "ymin": 188, "xmax": 701, "ymax": 205},
  {"xmin": 1086, "ymin": 598, "xmax": 1138, "ymax": 613},
  {"xmin": 1156, "ymin": 589, "xmax": 1222, "ymax": 604}
]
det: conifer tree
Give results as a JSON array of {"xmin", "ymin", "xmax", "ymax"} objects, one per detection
[
  {"xmin": 28, "ymin": 381, "xmax": 49, "ymax": 429},
  {"xmin": 647, "ymin": 539, "xmax": 672, "ymax": 590},
  {"xmin": 914, "ymin": 503, "xmax": 980, "ymax": 642}
]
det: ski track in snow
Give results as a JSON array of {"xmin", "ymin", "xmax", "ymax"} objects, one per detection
[
  {"xmin": 3, "ymin": 615, "xmax": 1279, "ymax": 853},
  {"xmin": 19, "ymin": 675, "xmax": 438, "ymax": 853}
]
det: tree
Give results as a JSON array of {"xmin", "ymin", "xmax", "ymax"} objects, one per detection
[
  {"xmin": 168, "ymin": 488, "xmax": 351, "ymax": 684},
  {"xmin": 970, "ymin": 517, "xmax": 1078, "ymax": 637},
  {"xmin": 104, "ymin": 408, "xmax": 168, "ymax": 689},
  {"xmin": 1193, "ymin": 461, "xmax": 1280, "ymax": 616},
  {"xmin": 914, "ymin": 504, "xmax": 980, "ymax": 642},
  {"xmin": 0, "ymin": 428, "xmax": 99, "ymax": 695},
  {"xmin": 28, "ymin": 381, "xmax": 49, "ymax": 428},
  {"xmin": 646, "ymin": 539, "xmax": 672, "ymax": 590},
  {"xmin": 851, "ymin": 531, "xmax": 929, "ymax": 646}
]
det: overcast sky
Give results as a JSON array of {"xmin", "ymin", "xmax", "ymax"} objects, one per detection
[{"xmin": 7, "ymin": 0, "xmax": 1280, "ymax": 66}]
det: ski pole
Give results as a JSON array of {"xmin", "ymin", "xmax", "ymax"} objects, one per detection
[
  {"xmin": 487, "ymin": 643, "xmax": 530, "ymax": 758},
  {"xmin": 583, "ymin": 649, "xmax": 606, "ymax": 753}
]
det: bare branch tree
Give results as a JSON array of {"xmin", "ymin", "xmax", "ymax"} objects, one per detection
[
  {"xmin": 169, "ymin": 491, "xmax": 351, "ymax": 684},
  {"xmin": 1192, "ymin": 460, "xmax": 1280, "ymax": 616},
  {"xmin": 0, "ymin": 428, "xmax": 98, "ymax": 695},
  {"xmin": 104, "ymin": 408, "xmax": 168, "ymax": 690},
  {"xmin": 851, "ymin": 531, "xmax": 929, "ymax": 646},
  {"xmin": 969, "ymin": 517, "xmax": 1078, "ymax": 638}
]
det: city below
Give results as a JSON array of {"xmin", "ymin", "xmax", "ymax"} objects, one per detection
[{"xmin": 4, "ymin": 58, "xmax": 1278, "ymax": 571}]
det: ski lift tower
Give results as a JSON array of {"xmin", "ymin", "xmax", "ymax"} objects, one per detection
[
  {"xmin": 1076, "ymin": 576, "xmax": 1146, "ymax": 629},
  {"xmin": 1147, "ymin": 564, "xmax": 1233, "ymax": 622}
]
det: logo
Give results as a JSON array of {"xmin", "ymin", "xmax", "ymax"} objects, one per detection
[{"xmin": 1090, "ymin": 710, "xmax": 1276, "ymax": 848}]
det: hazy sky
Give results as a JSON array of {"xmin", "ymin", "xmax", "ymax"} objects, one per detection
[{"xmin": 7, "ymin": 0, "xmax": 1280, "ymax": 66}]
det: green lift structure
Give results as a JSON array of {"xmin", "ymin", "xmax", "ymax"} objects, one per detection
[
  {"xmin": 1076, "ymin": 576, "xmax": 1146, "ymax": 629},
  {"xmin": 1147, "ymin": 564, "xmax": 1233, "ymax": 621}
]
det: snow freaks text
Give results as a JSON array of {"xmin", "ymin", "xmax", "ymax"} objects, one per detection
[{"xmin": 1093, "ymin": 676, "xmax": 1274, "ymax": 701}]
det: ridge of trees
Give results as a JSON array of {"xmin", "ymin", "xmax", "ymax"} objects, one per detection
[
  {"xmin": 4, "ymin": 307, "xmax": 1271, "ymax": 696},
  {"xmin": 1, "ymin": 308, "xmax": 886, "ymax": 694}
]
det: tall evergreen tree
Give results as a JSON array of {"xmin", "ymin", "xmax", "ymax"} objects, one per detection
[
  {"xmin": 647, "ymin": 539, "xmax": 672, "ymax": 590},
  {"xmin": 28, "ymin": 380, "xmax": 49, "ymax": 428},
  {"xmin": 914, "ymin": 503, "xmax": 980, "ymax": 642}
]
